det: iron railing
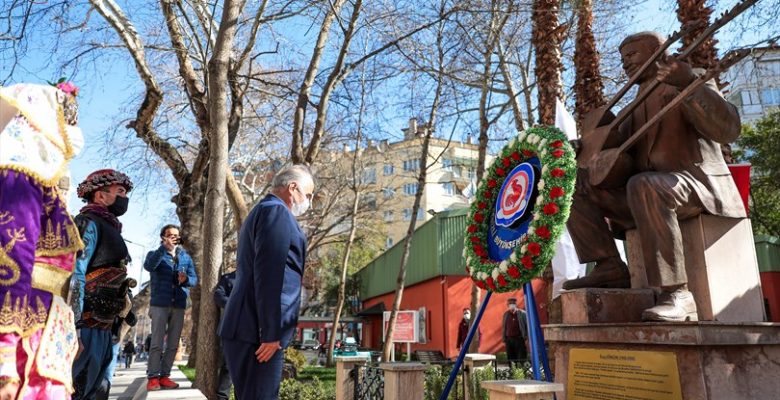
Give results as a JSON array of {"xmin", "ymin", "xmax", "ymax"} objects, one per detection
[{"xmin": 352, "ymin": 364, "xmax": 384, "ymax": 400}]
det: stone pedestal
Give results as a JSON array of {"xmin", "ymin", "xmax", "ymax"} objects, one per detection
[
  {"xmin": 464, "ymin": 354, "xmax": 496, "ymax": 400},
  {"xmin": 626, "ymin": 215, "xmax": 765, "ymax": 322},
  {"xmin": 544, "ymin": 322, "xmax": 780, "ymax": 399},
  {"xmin": 335, "ymin": 355, "xmax": 370, "ymax": 400},
  {"xmin": 560, "ymin": 288, "xmax": 655, "ymax": 323},
  {"xmin": 481, "ymin": 380, "xmax": 563, "ymax": 400},
  {"xmin": 380, "ymin": 362, "xmax": 427, "ymax": 400}
]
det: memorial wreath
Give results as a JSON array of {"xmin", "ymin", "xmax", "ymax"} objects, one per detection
[{"xmin": 464, "ymin": 126, "xmax": 577, "ymax": 292}]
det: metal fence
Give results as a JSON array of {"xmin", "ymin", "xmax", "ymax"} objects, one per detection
[{"xmin": 352, "ymin": 364, "xmax": 384, "ymax": 400}]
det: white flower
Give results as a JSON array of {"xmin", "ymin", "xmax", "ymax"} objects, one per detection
[
  {"xmin": 542, "ymin": 165, "xmax": 548, "ymax": 174},
  {"xmin": 540, "ymin": 139, "xmax": 548, "ymax": 147},
  {"xmin": 510, "ymin": 252, "xmax": 517, "ymax": 262},
  {"xmin": 481, "ymin": 272, "xmax": 489, "ymax": 280},
  {"xmin": 533, "ymin": 213, "xmax": 541, "ymax": 221},
  {"xmin": 540, "ymin": 149, "xmax": 547, "ymax": 157},
  {"xmin": 536, "ymin": 194, "xmax": 544, "ymax": 204},
  {"xmin": 538, "ymin": 180, "xmax": 545, "ymax": 190},
  {"xmin": 518, "ymin": 132, "xmax": 527, "ymax": 143},
  {"xmin": 499, "ymin": 260, "xmax": 508, "ymax": 272},
  {"xmin": 492, "ymin": 268, "xmax": 500, "ymax": 280},
  {"xmin": 528, "ymin": 226, "xmax": 535, "ymax": 235},
  {"xmin": 463, "ymin": 248, "xmax": 468, "ymax": 258},
  {"xmin": 521, "ymin": 244, "xmax": 528, "ymax": 253}
]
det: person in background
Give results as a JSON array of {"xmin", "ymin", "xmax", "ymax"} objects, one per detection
[
  {"xmin": 501, "ymin": 298, "xmax": 528, "ymax": 368},
  {"xmin": 144, "ymin": 225, "xmax": 197, "ymax": 391},
  {"xmin": 214, "ymin": 269, "xmax": 236, "ymax": 400},
  {"xmin": 123, "ymin": 340, "xmax": 135, "ymax": 368},
  {"xmin": 456, "ymin": 308, "xmax": 481, "ymax": 351}
]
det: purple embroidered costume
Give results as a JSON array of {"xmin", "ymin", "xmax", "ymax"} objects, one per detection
[{"xmin": 0, "ymin": 83, "xmax": 84, "ymax": 399}]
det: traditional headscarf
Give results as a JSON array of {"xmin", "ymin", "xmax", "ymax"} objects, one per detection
[{"xmin": 77, "ymin": 169, "xmax": 134, "ymax": 201}]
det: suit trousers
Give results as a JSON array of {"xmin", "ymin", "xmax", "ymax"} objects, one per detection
[
  {"xmin": 568, "ymin": 170, "xmax": 705, "ymax": 287},
  {"xmin": 216, "ymin": 343, "xmax": 233, "ymax": 400},
  {"xmin": 222, "ymin": 338, "xmax": 284, "ymax": 400},
  {"xmin": 504, "ymin": 336, "xmax": 527, "ymax": 365},
  {"xmin": 147, "ymin": 306, "xmax": 185, "ymax": 378}
]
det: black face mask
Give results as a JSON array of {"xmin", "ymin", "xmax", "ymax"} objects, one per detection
[{"xmin": 108, "ymin": 195, "xmax": 129, "ymax": 216}]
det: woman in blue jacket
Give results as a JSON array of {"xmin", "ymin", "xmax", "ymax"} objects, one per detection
[{"xmin": 143, "ymin": 224, "xmax": 197, "ymax": 391}]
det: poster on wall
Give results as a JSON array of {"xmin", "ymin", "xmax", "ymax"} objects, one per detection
[
  {"xmin": 418, "ymin": 307, "xmax": 427, "ymax": 344},
  {"xmin": 383, "ymin": 310, "xmax": 419, "ymax": 343}
]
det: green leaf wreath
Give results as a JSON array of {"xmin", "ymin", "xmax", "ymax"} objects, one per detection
[{"xmin": 464, "ymin": 126, "xmax": 577, "ymax": 292}]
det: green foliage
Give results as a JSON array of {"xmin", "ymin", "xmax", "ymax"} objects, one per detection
[
  {"xmin": 735, "ymin": 109, "xmax": 780, "ymax": 237},
  {"xmin": 177, "ymin": 364, "xmax": 196, "ymax": 381},
  {"xmin": 298, "ymin": 366, "xmax": 337, "ymax": 381},
  {"xmin": 278, "ymin": 376, "xmax": 335, "ymax": 400},
  {"xmin": 285, "ymin": 347, "xmax": 307, "ymax": 371}
]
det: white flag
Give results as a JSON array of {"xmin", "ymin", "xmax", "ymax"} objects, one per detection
[{"xmin": 555, "ymin": 98, "xmax": 578, "ymax": 140}]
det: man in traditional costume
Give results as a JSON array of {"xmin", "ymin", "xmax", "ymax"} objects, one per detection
[
  {"xmin": 0, "ymin": 82, "xmax": 84, "ymax": 399},
  {"xmin": 71, "ymin": 169, "xmax": 134, "ymax": 399}
]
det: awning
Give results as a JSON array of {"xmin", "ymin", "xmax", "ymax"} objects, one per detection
[{"xmin": 356, "ymin": 302, "xmax": 386, "ymax": 317}]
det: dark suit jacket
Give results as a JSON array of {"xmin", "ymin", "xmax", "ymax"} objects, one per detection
[
  {"xmin": 616, "ymin": 78, "xmax": 745, "ymax": 219},
  {"xmin": 219, "ymin": 195, "xmax": 307, "ymax": 347},
  {"xmin": 501, "ymin": 310, "xmax": 528, "ymax": 343}
]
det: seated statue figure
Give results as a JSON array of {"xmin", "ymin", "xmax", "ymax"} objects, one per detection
[{"xmin": 564, "ymin": 31, "xmax": 745, "ymax": 322}]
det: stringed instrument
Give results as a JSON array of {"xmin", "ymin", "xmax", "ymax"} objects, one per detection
[{"xmin": 578, "ymin": 0, "xmax": 758, "ymax": 189}]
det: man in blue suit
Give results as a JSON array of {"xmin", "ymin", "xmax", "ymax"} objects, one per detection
[{"xmin": 220, "ymin": 165, "xmax": 314, "ymax": 399}]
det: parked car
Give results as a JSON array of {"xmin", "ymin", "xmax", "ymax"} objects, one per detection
[
  {"xmin": 300, "ymin": 339, "xmax": 321, "ymax": 350},
  {"xmin": 289, "ymin": 340, "xmax": 302, "ymax": 350}
]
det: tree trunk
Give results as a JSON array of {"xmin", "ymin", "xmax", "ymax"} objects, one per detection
[
  {"xmin": 382, "ymin": 5, "xmax": 446, "ymax": 361},
  {"xmin": 573, "ymin": 0, "xmax": 605, "ymax": 127},
  {"xmin": 194, "ymin": 0, "xmax": 245, "ymax": 397},
  {"xmin": 531, "ymin": 0, "xmax": 563, "ymax": 125},
  {"xmin": 676, "ymin": 0, "xmax": 720, "ymax": 85}
]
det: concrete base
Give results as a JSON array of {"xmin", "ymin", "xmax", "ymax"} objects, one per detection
[
  {"xmin": 560, "ymin": 288, "xmax": 655, "ymax": 323},
  {"xmin": 481, "ymin": 380, "xmax": 563, "ymax": 400},
  {"xmin": 626, "ymin": 215, "xmax": 765, "ymax": 322},
  {"xmin": 544, "ymin": 322, "xmax": 780, "ymax": 399}
]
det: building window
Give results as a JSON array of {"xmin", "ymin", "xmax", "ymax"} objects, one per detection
[
  {"xmin": 467, "ymin": 168, "xmax": 475, "ymax": 179},
  {"xmin": 403, "ymin": 183, "xmax": 418, "ymax": 196},
  {"xmin": 362, "ymin": 193, "xmax": 377, "ymax": 210},
  {"xmin": 403, "ymin": 208, "xmax": 412, "ymax": 221},
  {"xmin": 443, "ymin": 182, "xmax": 456, "ymax": 196},
  {"xmin": 761, "ymin": 87, "xmax": 780, "ymax": 105},
  {"xmin": 382, "ymin": 187, "xmax": 395, "ymax": 199},
  {"xmin": 442, "ymin": 159, "xmax": 454, "ymax": 171},
  {"xmin": 386, "ymin": 237, "xmax": 394, "ymax": 249},
  {"xmin": 384, "ymin": 211, "xmax": 394, "ymax": 222},
  {"xmin": 417, "ymin": 208, "xmax": 425, "ymax": 219},
  {"xmin": 383, "ymin": 164, "xmax": 394, "ymax": 175},
  {"xmin": 361, "ymin": 168, "xmax": 376, "ymax": 184},
  {"xmin": 403, "ymin": 159, "xmax": 420, "ymax": 171},
  {"xmin": 741, "ymin": 90, "xmax": 760, "ymax": 105}
]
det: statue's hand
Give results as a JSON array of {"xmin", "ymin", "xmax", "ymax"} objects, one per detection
[{"xmin": 655, "ymin": 54, "xmax": 696, "ymax": 89}]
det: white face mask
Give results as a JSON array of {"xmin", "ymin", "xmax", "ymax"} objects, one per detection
[
  {"xmin": 463, "ymin": 313, "xmax": 471, "ymax": 320},
  {"xmin": 292, "ymin": 187, "xmax": 311, "ymax": 217},
  {"xmin": 509, "ymin": 304, "xmax": 517, "ymax": 311}
]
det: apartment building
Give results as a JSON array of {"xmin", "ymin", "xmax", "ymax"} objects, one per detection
[{"xmin": 722, "ymin": 46, "xmax": 780, "ymax": 124}]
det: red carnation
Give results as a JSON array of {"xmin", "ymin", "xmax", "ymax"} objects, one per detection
[
  {"xmin": 487, "ymin": 179, "xmax": 497, "ymax": 188},
  {"xmin": 507, "ymin": 265, "xmax": 521, "ymax": 278},
  {"xmin": 483, "ymin": 191, "xmax": 492, "ymax": 199},
  {"xmin": 470, "ymin": 236, "xmax": 480, "ymax": 244},
  {"xmin": 521, "ymin": 256, "xmax": 534, "ymax": 269},
  {"xmin": 496, "ymin": 168, "xmax": 506, "ymax": 177},
  {"xmin": 550, "ymin": 140, "xmax": 564, "ymax": 148},
  {"xmin": 475, "ymin": 280, "xmax": 486, "ymax": 289},
  {"xmin": 486, "ymin": 277, "xmax": 496, "ymax": 290},
  {"xmin": 477, "ymin": 202, "xmax": 487, "ymax": 210},
  {"xmin": 535, "ymin": 225, "xmax": 551, "ymax": 240},
  {"xmin": 474, "ymin": 213, "xmax": 484, "ymax": 223},
  {"xmin": 551, "ymin": 149, "xmax": 565, "ymax": 158},
  {"xmin": 503, "ymin": 157, "xmax": 511, "ymax": 167},
  {"xmin": 497, "ymin": 274, "xmax": 507, "ymax": 286},
  {"xmin": 467, "ymin": 224, "xmax": 477, "ymax": 233},
  {"xmin": 522, "ymin": 149, "xmax": 534, "ymax": 157},
  {"xmin": 543, "ymin": 203, "xmax": 559, "ymax": 215},
  {"xmin": 528, "ymin": 242, "xmax": 541, "ymax": 256},
  {"xmin": 511, "ymin": 151, "xmax": 521, "ymax": 161},
  {"xmin": 549, "ymin": 187, "xmax": 565, "ymax": 199},
  {"xmin": 551, "ymin": 168, "xmax": 565, "ymax": 178}
]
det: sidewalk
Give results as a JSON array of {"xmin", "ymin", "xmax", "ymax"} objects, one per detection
[{"xmin": 108, "ymin": 360, "xmax": 206, "ymax": 400}]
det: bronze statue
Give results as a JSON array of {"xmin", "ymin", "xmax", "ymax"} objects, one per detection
[{"xmin": 564, "ymin": 31, "xmax": 745, "ymax": 322}]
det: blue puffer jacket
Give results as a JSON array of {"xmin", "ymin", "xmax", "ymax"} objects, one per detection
[{"xmin": 144, "ymin": 246, "xmax": 198, "ymax": 309}]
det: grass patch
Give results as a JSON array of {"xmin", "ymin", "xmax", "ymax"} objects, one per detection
[
  {"xmin": 299, "ymin": 366, "xmax": 336, "ymax": 381},
  {"xmin": 178, "ymin": 364, "xmax": 196, "ymax": 382}
]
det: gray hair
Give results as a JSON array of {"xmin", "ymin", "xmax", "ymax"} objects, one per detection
[
  {"xmin": 619, "ymin": 31, "xmax": 668, "ymax": 54},
  {"xmin": 271, "ymin": 164, "xmax": 313, "ymax": 189}
]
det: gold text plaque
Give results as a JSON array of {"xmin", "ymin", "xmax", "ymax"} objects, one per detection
[{"xmin": 567, "ymin": 348, "xmax": 682, "ymax": 400}]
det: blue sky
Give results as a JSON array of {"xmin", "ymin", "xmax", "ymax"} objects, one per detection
[{"xmin": 2, "ymin": 0, "xmax": 772, "ymax": 289}]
